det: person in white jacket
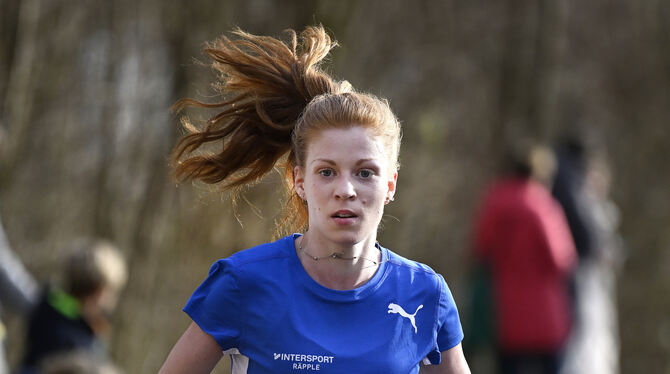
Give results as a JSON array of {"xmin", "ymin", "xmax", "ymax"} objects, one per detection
[{"xmin": 0, "ymin": 209, "xmax": 38, "ymax": 374}]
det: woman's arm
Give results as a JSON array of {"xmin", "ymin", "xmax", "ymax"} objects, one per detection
[
  {"xmin": 419, "ymin": 343, "xmax": 471, "ymax": 374},
  {"xmin": 158, "ymin": 322, "xmax": 223, "ymax": 374}
]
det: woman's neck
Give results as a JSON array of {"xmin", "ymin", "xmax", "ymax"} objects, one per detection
[{"xmin": 296, "ymin": 233, "xmax": 381, "ymax": 291}]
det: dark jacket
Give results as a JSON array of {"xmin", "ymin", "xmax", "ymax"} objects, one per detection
[{"xmin": 22, "ymin": 288, "xmax": 103, "ymax": 370}]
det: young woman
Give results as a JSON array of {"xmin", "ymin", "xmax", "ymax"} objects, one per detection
[{"xmin": 159, "ymin": 26, "xmax": 470, "ymax": 374}]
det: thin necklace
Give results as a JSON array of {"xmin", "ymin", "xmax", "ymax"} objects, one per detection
[{"xmin": 298, "ymin": 237, "xmax": 385, "ymax": 266}]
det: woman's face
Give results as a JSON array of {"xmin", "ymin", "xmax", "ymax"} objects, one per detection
[{"xmin": 294, "ymin": 126, "xmax": 397, "ymax": 247}]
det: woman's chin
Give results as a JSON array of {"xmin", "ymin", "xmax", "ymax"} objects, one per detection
[
  {"xmin": 327, "ymin": 231, "xmax": 374, "ymax": 248},
  {"xmin": 307, "ymin": 223, "xmax": 376, "ymax": 247}
]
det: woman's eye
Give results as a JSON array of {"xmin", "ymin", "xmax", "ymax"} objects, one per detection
[
  {"xmin": 319, "ymin": 169, "xmax": 334, "ymax": 177},
  {"xmin": 358, "ymin": 169, "xmax": 373, "ymax": 178}
]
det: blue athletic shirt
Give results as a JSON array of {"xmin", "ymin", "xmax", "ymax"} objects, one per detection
[{"xmin": 184, "ymin": 234, "xmax": 463, "ymax": 373}]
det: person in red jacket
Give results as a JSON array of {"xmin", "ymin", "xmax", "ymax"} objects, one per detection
[{"xmin": 473, "ymin": 142, "xmax": 577, "ymax": 374}]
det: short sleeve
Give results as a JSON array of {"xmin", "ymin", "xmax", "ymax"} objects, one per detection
[
  {"xmin": 425, "ymin": 274, "xmax": 464, "ymax": 365},
  {"xmin": 183, "ymin": 259, "xmax": 242, "ymax": 351}
]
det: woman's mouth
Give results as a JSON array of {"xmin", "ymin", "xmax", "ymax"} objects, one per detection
[{"xmin": 332, "ymin": 210, "xmax": 358, "ymax": 224}]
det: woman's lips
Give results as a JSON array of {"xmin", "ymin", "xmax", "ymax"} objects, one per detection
[{"xmin": 332, "ymin": 210, "xmax": 358, "ymax": 225}]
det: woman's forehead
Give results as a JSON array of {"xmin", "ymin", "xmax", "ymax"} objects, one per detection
[{"xmin": 306, "ymin": 127, "xmax": 387, "ymax": 158}]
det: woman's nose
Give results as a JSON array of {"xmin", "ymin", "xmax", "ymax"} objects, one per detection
[{"xmin": 334, "ymin": 177, "xmax": 356, "ymax": 200}]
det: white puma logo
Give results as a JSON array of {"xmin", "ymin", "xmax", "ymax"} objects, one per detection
[{"xmin": 387, "ymin": 303, "xmax": 423, "ymax": 333}]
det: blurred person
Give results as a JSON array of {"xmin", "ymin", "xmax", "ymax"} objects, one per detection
[
  {"xmin": 159, "ymin": 26, "xmax": 470, "ymax": 374},
  {"xmin": 554, "ymin": 140, "xmax": 624, "ymax": 374},
  {"xmin": 0, "ymin": 210, "xmax": 39, "ymax": 374},
  {"xmin": 551, "ymin": 138, "xmax": 594, "ymax": 260},
  {"xmin": 20, "ymin": 240, "xmax": 127, "ymax": 374},
  {"xmin": 472, "ymin": 141, "xmax": 577, "ymax": 374}
]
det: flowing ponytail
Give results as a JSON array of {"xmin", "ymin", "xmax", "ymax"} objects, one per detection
[
  {"xmin": 172, "ymin": 26, "xmax": 339, "ymax": 184},
  {"xmin": 172, "ymin": 26, "xmax": 401, "ymax": 237}
]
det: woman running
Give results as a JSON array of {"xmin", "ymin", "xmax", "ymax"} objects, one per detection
[{"xmin": 159, "ymin": 26, "xmax": 470, "ymax": 374}]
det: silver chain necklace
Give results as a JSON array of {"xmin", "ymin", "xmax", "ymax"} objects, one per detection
[{"xmin": 298, "ymin": 238, "xmax": 384, "ymax": 266}]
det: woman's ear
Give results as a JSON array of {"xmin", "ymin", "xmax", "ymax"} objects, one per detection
[
  {"xmin": 294, "ymin": 166, "xmax": 305, "ymax": 200},
  {"xmin": 385, "ymin": 171, "xmax": 398, "ymax": 204}
]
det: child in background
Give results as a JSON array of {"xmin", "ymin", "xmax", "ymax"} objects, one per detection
[{"xmin": 21, "ymin": 240, "xmax": 127, "ymax": 374}]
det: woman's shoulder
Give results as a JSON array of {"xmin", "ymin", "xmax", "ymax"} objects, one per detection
[
  {"xmin": 222, "ymin": 235, "xmax": 295, "ymax": 268},
  {"xmin": 198, "ymin": 235, "xmax": 295, "ymax": 292},
  {"xmin": 383, "ymin": 247, "xmax": 450, "ymax": 293},
  {"xmin": 385, "ymin": 247, "xmax": 439, "ymax": 276},
  {"xmin": 382, "ymin": 247, "xmax": 459, "ymax": 321}
]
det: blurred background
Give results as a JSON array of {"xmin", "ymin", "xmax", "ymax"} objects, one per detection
[{"xmin": 0, "ymin": 0, "xmax": 668, "ymax": 373}]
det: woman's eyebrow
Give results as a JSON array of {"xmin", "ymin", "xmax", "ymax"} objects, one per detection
[
  {"xmin": 310, "ymin": 158, "xmax": 336, "ymax": 166},
  {"xmin": 355, "ymin": 158, "xmax": 378, "ymax": 166},
  {"xmin": 309, "ymin": 158, "xmax": 379, "ymax": 166}
]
